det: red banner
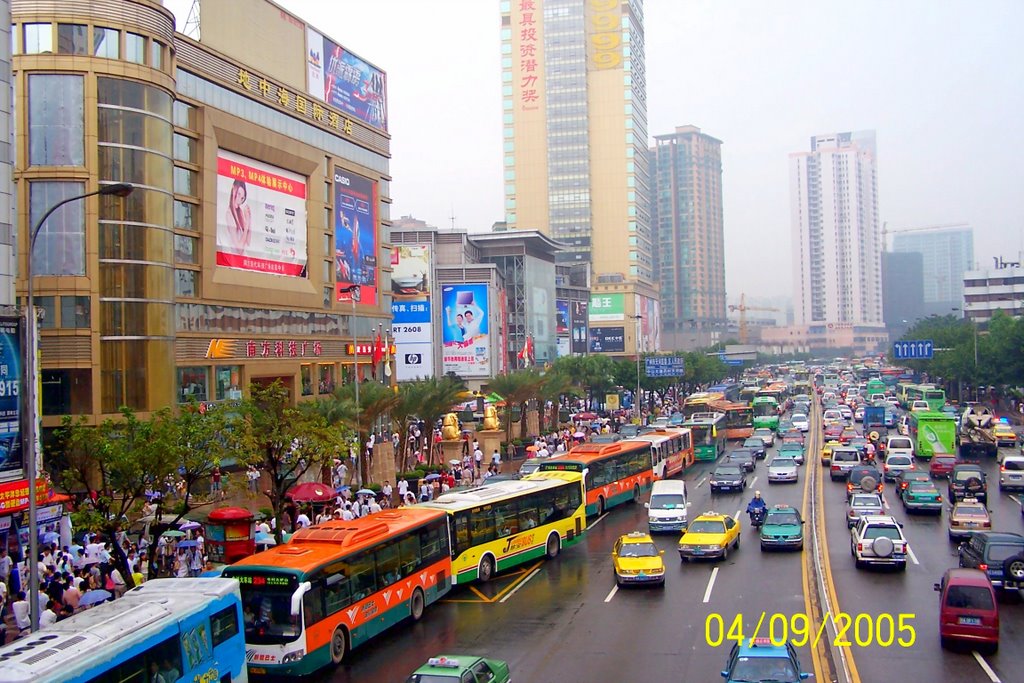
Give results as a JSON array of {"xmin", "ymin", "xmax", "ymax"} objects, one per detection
[{"xmin": 216, "ymin": 252, "xmax": 306, "ymax": 277}]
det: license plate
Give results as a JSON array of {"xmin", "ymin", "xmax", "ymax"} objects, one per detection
[
  {"xmin": 958, "ymin": 616, "xmax": 982, "ymax": 626},
  {"xmin": 965, "ymin": 522, "xmax": 978, "ymax": 528},
  {"xmin": 639, "ymin": 572, "xmax": 646, "ymax": 577},
  {"xmin": 1010, "ymin": 474, "xmax": 1022, "ymax": 480},
  {"xmin": 250, "ymin": 668, "xmax": 267, "ymax": 675},
  {"xmin": 692, "ymin": 548, "xmax": 704, "ymax": 554}
]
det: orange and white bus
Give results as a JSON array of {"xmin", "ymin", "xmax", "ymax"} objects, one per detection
[
  {"xmin": 682, "ymin": 391, "xmax": 726, "ymax": 418},
  {"xmin": 222, "ymin": 507, "xmax": 452, "ymax": 677},
  {"xmin": 712, "ymin": 400, "xmax": 755, "ymax": 440},
  {"xmin": 633, "ymin": 428, "xmax": 693, "ymax": 479},
  {"xmin": 539, "ymin": 440, "xmax": 655, "ymax": 516}
]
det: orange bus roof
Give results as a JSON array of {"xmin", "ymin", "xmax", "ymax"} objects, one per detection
[
  {"xmin": 228, "ymin": 507, "xmax": 447, "ymax": 574},
  {"xmin": 551, "ymin": 440, "xmax": 650, "ymax": 462}
]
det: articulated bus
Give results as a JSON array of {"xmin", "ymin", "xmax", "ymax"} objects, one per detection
[
  {"xmin": 419, "ymin": 471, "xmax": 586, "ymax": 584},
  {"xmin": 633, "ymin": 427, "xmax": 694, "ymax": 478},
  {"xmin": 682, "ymin": 391, "xmax": 726, "ymax": 418},
  {"xmin": 223, "ymin": 508, "xmax": 452, "ymax": 677},
  {"xmin": 712, "ymin": 401, "xmax": 755, "ymax": 440},
  {"xmin": 539, "ymin": 441, "xmax": 655, "ymax": 516},
  {"xmin": 706, "ymin": 382, "xmax": 741, "ymax": 403},
  {"xmin": 684, "ymin": 412, "xmax": 727, "ymax": 461},
  {"xmin": 903, "ymin": 384, "xmax": 946, "ymax": 411},
  {"xmin": 0, "ymin": 578, "xmax": 248, "ymax": 683},
  {"xmin": 752, "ymin": 396, "xmax": 780, "ymax": 431}
]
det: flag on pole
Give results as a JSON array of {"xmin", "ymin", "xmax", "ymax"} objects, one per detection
[
  {"xmin": 372, "ymin": 333, "xmax": 384, "ymax": 365},
  {"xmin": 517, "ymin": 335, "xmax": 534, "ymax": 367}
]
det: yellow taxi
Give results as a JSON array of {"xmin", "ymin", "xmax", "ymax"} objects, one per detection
[
  {"xmin": 612, "ymin": 531, "xmax": 666, "ymax": 587},
  {"xmin": 678, "ymin": 511, "xmax": 740, "ymax": 562},
  {"xmin": 821, "ymin": 439, "xmax": 842, "ymax": 465},
  {"xmin": 994, "ymin": 423, "xmax": 1017, "ymax": 448}
]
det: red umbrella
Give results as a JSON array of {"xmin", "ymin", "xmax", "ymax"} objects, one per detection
[
  {"xmin": 576, "ymin": 412, "xmax": 598, "ymax": 420},
  {"xmin": 287, "ymin": 482, "xmax": 335, "ymax": 503}
]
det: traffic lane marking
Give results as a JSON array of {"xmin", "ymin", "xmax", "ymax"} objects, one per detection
[
  {"xmin": 499, "ymin": 565, "xmax": 541, "ymax": 603},
  {"xmin": 588, "ymin": 512, "xmax": 610, "ymax": 529},
  {"xmin": 702, "ymin": 566, "xmax": 719, "ymax": 603},
  {"xmin": 442, "ymin": 562, "xmax": 543, "ymax": 604},
  {"xmin": 697, "ymin": 476, "xmax": 707, "ymax": 488},
  {"xmin": 906, "ymin": 544, "xmax": 920, "ymax": 565},
  {"xmin": 603, "ymin": 585, "xmax": 618, "ymax": 603},
  {"xmin": 973, "ymin": 650, "xmax": 1002, "ymax": 683}
]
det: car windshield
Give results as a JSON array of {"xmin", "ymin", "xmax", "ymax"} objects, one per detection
[
  {"xmin": 688, "ymin": 520, "xmax": 726, "ymax": 534},
  {"xmin": 715, "ymin": 467, "xmax": 742, "ymax": 477},
  {"xmin": 907, "ymin": 483, "xmax": 935, "ymax": 493},
  {"xmin": 619, "ymin": 542, "xmax": 658, "ymax": 557},
  {"xmin": 864, "ymin": 526, "xmax": 902, "ymax": 540},
  {"xmin": 792, "ymin": 414, "xmax": 807, "ymax": 421},
  {"xmin": 956, "ymin": 504, "xmax": 987, "ymax": 517},
  {"xmin": 650, "ymin": 493, "xmax": 685, "ymax": 509},
  {"xmin": 729, "ymin": 655, "xmax": 799, "ymax": 682},
  {"xmin": 889, "ymin": 439, "xmax": 912, "ymax": 449},
  {"xmin": 833, "ymin": 451, "xmax": 858, "ymax": 462},
  {"xmin": 744, "ymin": 439, "xmax": 763, "ymax": 448},
  {"xmin": 945, "ymin": 585, "xmax": 994, "ymax": 611},
  {"xmin": 769, "ymin": 459, "xmax": 794, "ymax": 468},
  {"xmin": 1004, "ymin": 460, "xmax": 1024, "ymax": 471},
  {"xmin": 766, "ymin": 512, "xmax": 800, "ymax": 526},
  {"xmin": 239, "ymin": 585, "xmax": 302, "ymax": 644},
  {"xmin": 851, "ymin": 496, "xmax": 881, "ymax": 507},
  {"xmin": 888, "ymin": 457, "xmax": 911, "ymax": 466}
]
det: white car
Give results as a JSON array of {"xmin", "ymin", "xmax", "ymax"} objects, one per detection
[
  {"xmin": 846, "ymin": 493, "xmax": 884, "ymax": 528},
  {"xmin": 767, "ymin": 457, "xmax": 799, "ymax": 484},
  {"xmin": 854, "ymin": 406, "xmax": 865, "ymax": 423},
  {"xmin": 838, "ymin": 405, "xmax": 853, "ymax": 420},
  {"xmin": 883, "ymin": 454, "xmax": 915, "ymax": 482},
  {"xmin": 885, "ymin": 396, "xmax": 900, "ymax": 408},
  {"xmin": 791, "ymin": 413, "xmax": 809, "ymax": 432},
  {"xmin": 851, "ymin": 515, "xmax": 908, "ymax": 570},
  {"xmin": 822, "ymin": 410, "xmax": 844, "ymax": 428},
  {"xmin": 911, "ymin": 400, "xmax": 930, "ymax": 412}
]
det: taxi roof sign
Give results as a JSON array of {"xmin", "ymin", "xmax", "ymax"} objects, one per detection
[{"xmin": 427, "ymin": 657, "xmax": 461, "ymax": 668}]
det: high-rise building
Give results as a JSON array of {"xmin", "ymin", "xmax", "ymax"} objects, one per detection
[
  {"xmin": 892, "ymin": 226, "xmax": 974, "ymax": 316},
  {"xmin": 650, "ymin": 125, "xmax": 726, "ymax": 350},
  {"xmin": 790, "ymin": 131, "xmax": 883, "ymax": 326},
  {"xmin": 501, "ymin": 0, "xmax": 657, "ymax": 356},
  {"xmin": 882, "ymin": 251, "xmax": 925, "ymax": 337}
]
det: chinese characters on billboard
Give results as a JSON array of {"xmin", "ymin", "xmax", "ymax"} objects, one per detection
[
  {"xmin": 0, "ymin": 318, "xmax": 21, "ymax": 477},
  {"xmin": 570, "ymin": 301, "xmax": 589, "ymax": 354},
  {"xmin": 306, "ymin": 28, "xmax": 388, "ymax": 132},
  {"xmin": 334, "ymin": 168, "xmax": 378, "ymax": 304},
  {"xmin": 441, "ymin": 284, "xmax": 491, "ymax": 377},
  {"xmin": 515, "ymin": 0, "xmax": 542, "ymax": 111},
  {"xmin": 215, "ymin": 150, "xmax": 307, "ymax": 277},
  {"xmin": 589, "ymin": 327, "xmax": 625, "ymax": 354},
  {"xmin": 589, "ymin": 293, "xmax": 625, "ymax": 322},
  {"xmin": 391, "ymin": 245, "xmax": 434, "ymax": 381}
]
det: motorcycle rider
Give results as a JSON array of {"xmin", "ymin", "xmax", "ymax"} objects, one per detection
[{"xmin": 747, "ymin": 490, "xmax": 767, "ymax": 525}]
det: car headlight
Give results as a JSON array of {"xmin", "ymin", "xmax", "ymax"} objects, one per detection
[
  {"xmin": 705, "ymin": 544, "xmax": 721, "ymax": 551},
  {"xmin": 281, "ymin": 651, "xmax": 305, "ymax": 663}
]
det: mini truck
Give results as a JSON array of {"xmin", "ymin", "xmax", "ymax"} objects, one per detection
[{"xmin": 959, "ymin": 405, "xmax": 998, "ymax": 458}]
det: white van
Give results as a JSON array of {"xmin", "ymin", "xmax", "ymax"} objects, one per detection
[
  {"xmin": 886, "ymin": 435, "xmax": 914, "ymax": 460},
  {"xmin": 646, "ymin": 480, "xmax": 688, "ymax": 533}
]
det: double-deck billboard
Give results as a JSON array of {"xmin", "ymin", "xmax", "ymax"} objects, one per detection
[{"xmin": 392, "ymin": 245, "xmax": 433, "ymax": 380}]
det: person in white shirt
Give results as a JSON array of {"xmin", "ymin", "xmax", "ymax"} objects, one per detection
[
  {"xmin": 13, "ymin": 592, "xmax": 30, "ymax": 632},
  {"xmin": 40, "ymin": 600, "xmax": 58, "ymax": 627},
  {"xmin": 397, "ymin": 479, "xmax": 409, "ymax": 500},
  {"xmin": 492, "ymin": 449, "xmax": 501, "ymax": 466},
  {"xmin": 538, "ymin": 445, "xmax": 550, "ymax": 458},
  {"xmin": 368, "ymin": 499, "xmax": 381, "ymax": 514},
  {"xmin": 295, "ymin": 512, "xmax": 311, "ymax": 528},
  {"xmin": 341, "ymin": 504, "xmax": 355, "ymax": 521},
  {"xmin": 473, "ymin": 448, "xmax": 483, "ymax": 471}
]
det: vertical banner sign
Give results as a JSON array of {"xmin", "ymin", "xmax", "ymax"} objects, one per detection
[
  {"xmin": 516, "ymin": 0, "xmax": 541, "ymax": 112},
  {"xmin": 636, "ymin": 295, "xmax": 662, "ymax": 353},
  {"xmin": 586, "ymin": 0, "xmax": 623, "ymax": 70},
  {"xmin": 0, "ymin": 317, "xmax": 22, "ymax": 477},
  {"xmin": 571, "ymin": 301, "xmax": 589, "ymax": 354},
  {"xmin": 334, "ymin": 168, "xmax": 378, "ymax": 305},
  {"xmin": 391, "ymin": 245, "xmax": 434, "ymax": 381},
  {"xmin": 441, "ymin": 284, "xmax": 491, "ymax": 377},
  {"xmin": 555, "ymin": 299, "xmax": 570, "ymax": 358},
  {"xmin": 498, "ymin": 288, "xmax": 509, "ymax": 374},
  {"xmin": 215, "ymin": 150, "xmax": 308, "ymax": 277}
]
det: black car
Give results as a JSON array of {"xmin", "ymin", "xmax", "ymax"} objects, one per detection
[
  {"xmin": 958, "ymin": 531, "xmax": 1024, "ymax": 590},
  {"xmin": 726, "ymin": 449, "xmax": 756, "ymax": 473},
  {"xmin": 742, "ymin": 438, "xmax": 767, "ymax": 460},
  {"xmin": 949, "ymin": 464, "xmax": 988, "ymax": 502},
  {"xmin": 710, "ymin": 464, "xmax": 747, "ymax": 493},
  {"xmin": 846, "ymin": 465, "xmax": 883, "ymax": 499}
]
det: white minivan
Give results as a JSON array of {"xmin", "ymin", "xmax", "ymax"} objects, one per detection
[
  {"xmin": 646, "ymin": 480, "xmax": 688, "ymax": 533},
  {"xmin": 886, "ymin": 435, "xmax": 914, "ymax": 460}
]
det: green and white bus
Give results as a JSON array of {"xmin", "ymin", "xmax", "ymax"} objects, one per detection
[
  {"xmin": 752, "ymin": 396, "xmax": 780, "ymax": 431},
  {"xmin": 684, "ymin": 412, "xmax": 727, "ymax": 461},
  {"xmin": 908, "ymin": 411, "xmax": 957, "ymax": 459}
]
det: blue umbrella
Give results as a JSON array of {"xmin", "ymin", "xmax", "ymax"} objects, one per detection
[
  {"xmin": 356, "ymin": 488, "xmax": 375, "ymax": 496},
  {"xmin": 335, "ymin": 485, "xmax": 350, "ymax": 493},
  {"xmin": 79, "ymin": 590, "xmax": 112, "ymax": 606},
  {"xmin": 176, "ymin": 540, "xmax": 198, "ymax": 549},
  {"xmin": 424, "ymin": 474, "xmax": 441, "ymax": 481}
]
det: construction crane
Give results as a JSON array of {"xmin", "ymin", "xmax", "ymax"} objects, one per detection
[
  {"xmin": 728, "ymin": 293, "xmax": 780, "ymax": 345},
  {"xmin": 882, "ymin": 222, "xmax": 969, "ymax": 249}
]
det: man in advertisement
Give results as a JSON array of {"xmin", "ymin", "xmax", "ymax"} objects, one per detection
[{"xmin": 441, "ymin": 285, "xmax": 490, "ymax": 376}]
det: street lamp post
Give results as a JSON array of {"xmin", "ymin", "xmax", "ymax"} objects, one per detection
[
  {"xmin": 630, "ymin": 314, "xmax": 642, "ymax": 422},
  {"xmin": 341, "ymin": 285, "xmax": 360, "ymax": 483},
  {"xmin": 25, "ymin": 182, "xmax": 133, "ymax": 630}
]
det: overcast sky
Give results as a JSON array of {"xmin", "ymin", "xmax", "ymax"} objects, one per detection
[{"xmin": 174, "ymin": 0, "xmax": 1024, "ymax": 300}]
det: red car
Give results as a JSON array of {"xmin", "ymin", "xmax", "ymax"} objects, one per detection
[
  {"xmin": 935, "ymin": 568, "xmax": 999, "ymax": 653},
  {"xmin": 838, "ymin": 427, "xmax": 860, "ymax": 444},
  {"xmin": 824, "ymin": 425, "xmax": 844, "ymax": 442},
  {"xmin": 930, "ymin": 455, "xmax": 960, "ymax": 478}
]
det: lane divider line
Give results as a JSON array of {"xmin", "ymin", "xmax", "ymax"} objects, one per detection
[
  {"xmin": 972, "ymin": 650, "xmax": 1002, "ymax": 682},
  {"xmin": 702, "ymin": 566, "xmax": 719, "ymax": 603},
  {"xmin": 907, "ymin": 545, "xmax": 920, "ymax": 566},
  {"xmin": 589, "ymin": 512, "xmax": 610, "ymax": 529},
  {"xmin": 697, "ymin": 477, "xmax": 707, "ymax": 488},
  {"xmin": 1009, "ymin": 494, "xmax": 1022, "ymax": 507},
  {"xmin": 750, "ymin": 476, "xmax": 758, "ymax": 487},
  {"xmin": 499, "ymin": 565, "xmax": 542, "ymax": 603},
  {"xmin": 604, "ymin": 585, "xmax": 618, "ymax": 603},
  {"xmin": 799, "ymin": 429, "xmax": 829, "ymax": 683}
]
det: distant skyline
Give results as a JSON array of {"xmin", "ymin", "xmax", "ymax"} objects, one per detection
[{"xmin": 167, "ymin": 0, "xmax": 1024, "ymax": 298}]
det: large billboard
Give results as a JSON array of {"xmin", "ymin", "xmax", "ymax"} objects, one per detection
[
  {"xmin": 0, "ymin": 318, "xmax": 21, "ymax": 477},
  {"xmin": 392, "ymin": 245, "xmax": 433, "ymax": 381},
  {"xmin": 589, "ymin": 293, "xmax": 624, "ymax": 322},
  {"xmin": 441, "ymin": 284, "xmax": 491, "ymax": 377},
  {"xmin": 590, "ymin": 326, "xmax": 625, "ymax": 354},
  {"xmin": 334, "ymin": 168, "xmax": 378, "ymax": 304},
  {"xmin": 570, "ymin": 301, "xmax": 588, "ymax": 354},
  {"xmin": 307, "ymin": 28, "xmax": 388, "ymax": 132},
  {"xmin": 637, "ymin": 295, "xmax": 662, "ymax": 353},
  {"xmin": 555, "ymin": 299, "xmax": 570, "ymax": 335},
  {"xmin": 215, "ymin": 150, "xmax": 307, "ymax": 277}
]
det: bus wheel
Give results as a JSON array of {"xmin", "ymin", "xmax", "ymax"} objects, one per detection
[
  {"xmin": 546, "ymin": 533, "xmax": 560, "ymax": 559},
  {"xmin": 597, "ymin": 497, "xmax": 606, "ymax": 516},
  {"xmin": 410, "ymin": 587, "xmax": 425, "ymax": 621},
  {"xmin": 632, "ymin": 485, "xmax": 641, "ymax": 503},
  {"xmin": 478, "ymin": 555, "xmax": 496, "ymax": 582},
  {"xmin": 330, "ymin": 626, "xmax": 348, "ymax": 665}
]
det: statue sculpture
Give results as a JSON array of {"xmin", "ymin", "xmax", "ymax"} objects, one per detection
[
  {"xmin": 482, "ymin": 405, "xmax": 501, "ymax": 431},
  {"xmin": 441, "ymin": 412, "xmax": 461, "ymax": 440}
]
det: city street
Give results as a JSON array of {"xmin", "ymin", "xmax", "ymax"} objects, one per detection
[{"xmin": 323, "ymin": 408, "xmax": 1022, "ymax": 683}]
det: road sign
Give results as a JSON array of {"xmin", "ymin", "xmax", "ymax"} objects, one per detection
[
  {"xmin": 723, "ymin": 359, "xmax": 744, "ymax": 366},
  {"xmin": 644, "ymin": 356, "xmax": 686, "ymax": 377},
  {"xmin": 893, "ymin": 339, "xmax": 934, "ymax": 360}
]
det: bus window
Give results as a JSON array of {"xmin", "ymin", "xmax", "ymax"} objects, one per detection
[
  {"xmin": 210, "ymin": 605, "xmax": 239, "ymax": 647},
  {"xmin": 518, "ymin": 505, "xmax": 539, "ymax": 530},
  {"xmin": 376, "ymin": 541, "xmax": 401, "ymax": 586},
  {"xmin": 452, "ymin": 512, "xmax": 471, "ymax": 558},
  {"xmin": 493, "ymin": 500, "xmax": 519, "ymax": 538},
  {"xmin": 96, "ymin": 634, "xmax": 183, "ymax": 683},
  {"xmin": 349, "ymin": 551, "xmax": 377, "ymax": 602},
  {"xmin": 592, "ymin": 461, "xmax": 611, "ymax": 487},
  {"xmin": 324, "ymin": 568, "xmax": 351, "ymax": 615},
  {"xmin": 398, "ymin": 533, "xmax": 421, "ymax": 575},
  {"xmin": 421, "ymin": 519, "xmax": 449, "ymax": 564},
  {"xmin": 303, "ymin": 585, "xmax": 324, "ymax": 627},
  {"xmin": 470, "ymin": 506, "xmax": 497, "ymax": 545}
]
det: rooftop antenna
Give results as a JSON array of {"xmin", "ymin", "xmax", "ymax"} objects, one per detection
[
  {"xmin": 180, "ymin": 0, "xmax": 201, "ymax": 39},
  {"xmin": 449, "ymin": 204, "xmax": 456, "ymax": 231}
]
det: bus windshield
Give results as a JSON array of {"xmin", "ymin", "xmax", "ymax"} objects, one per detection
[
  {"xmin": 235, "ymin": 575, "xmax": 302, "ymax": 644},
  {"xmin": 753, "ymin": 403, "xmax": 777, "ymax": 417}
]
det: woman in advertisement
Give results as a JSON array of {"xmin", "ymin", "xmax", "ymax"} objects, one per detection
[{"xmin": 224, "ymin": 179, "xmax": 252, "ymax": 253}]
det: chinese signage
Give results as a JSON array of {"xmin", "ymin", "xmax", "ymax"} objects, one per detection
[
  {"xmin": 0, "ymin": 478, "xmax": 54, "ymax": 513},
  {"xmin": 306, "ymin": 28, "xmax": 388, "ymax": 132},
  {"xmin": 589, "ymin": 293, "xmax": 625, "ymax": 322},
  {"xmin": 391, "ymin": 245, "xmax": 434, "ymax": 381},
  {"xmin": 570, "ymin": 301, "xmax": 588, "ymax": 355},
  {"xmin": 335, "ymin": 168, "xmax": 378, "ymax": 305},
  {"xmin": 516, "ymin": 0, "xmax": 542, "ymax": 110},
  {"xmin": 441, "ymin": 284, "xmax": 491, "ymax": 377},
  {"xmin": 586, "ymin": 0, "xmax": 623, "ymax": 70},
  {"xmin": 346, "ymin": 343, "xmax": 397, "ymax": 356},
  {"xmin": 246, "ymin": 340, "xmax": 323, "ymax": 358},
  {"xmin": 645, "ymin": 356, "xmax": 686, "ymax": 378},
  {"xmin": 215, "ymin": 150, "xmax": 307, "ymax": 277},
  {"xmin": 236, "ymin": 68, "xmax": 355, "ymax": 136},
  {"xmin": 589, "ymin": 326, "xmax": 625, "ymax": 354},
  {"xmin": 0, "ymin": 317, "xmax": 21, "ymax": 478}
]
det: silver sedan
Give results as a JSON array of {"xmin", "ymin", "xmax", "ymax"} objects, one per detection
[{"xmin": 767, "ymin": 457, "xmax": 799, "ymax": 484}]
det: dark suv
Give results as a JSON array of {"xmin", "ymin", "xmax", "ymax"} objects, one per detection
[
  {"xmin": 949, "ymin": 464, "xmax": 988, "ymax": 502},
  {"xmin": 958, "ymin": 531, "xmax": 1024, "ymax": 589},
  {"xmin": 846, "ymin": 465, "xmax": 883, "ymax": 499}
]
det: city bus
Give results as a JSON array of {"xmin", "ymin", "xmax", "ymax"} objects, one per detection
[
  {"xmin": 904, "ymin": 384, "xmax": 946, "ymax": 411},
  {"xmin": 752, "ymin": 395, "xmax": 780, "ymax": 431},
  {"xmin": 633, "ymin": 427, "xmax": 694, "ymax": 478},
  {"xmin": 539, "ymin": 441, "xmax": 655, "ymax": 516},
  {"xmin": 0, "ymin": 578, "xmax": 248, "ymax": 683},
  {"xmin": 684, "ymin": 412, "xmax": 727, "ymax": 461},
  {"xmin": 682, "ymin": 391, "xmax": 726, "ymax": 418},
  {"xmin": 706, "ymin": 382, "xmax": 742, "ymax": 403},
  {"xmin": 419, "ymin": 471, "xmax": 586, "ymax": 584},
  {"xmin": 908, "ymin": 411, "xmax": 957, "ymax": 459},
  {"xmin": 712, "ymin": 400, "xmax": 755, "ymax": 440},
  {"xmin": 739, "ymin": 385, "xmax": 760, "ymax": 405},
  {"xmin": 866, "ymin": 378, "xmax": 887, "ymax": 397},
  {"xmin": 223, "ymin": 507, "xmax": 452, "ymax": 677}
]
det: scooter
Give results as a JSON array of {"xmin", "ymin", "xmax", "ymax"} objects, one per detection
[{"xmin": 748, "ymin": 507, "xmax": 767, "ymax": 530}]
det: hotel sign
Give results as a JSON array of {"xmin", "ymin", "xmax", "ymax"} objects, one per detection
[{"xmin": 237, "ymin": 68, "xmax": 355, "ymax": 137}]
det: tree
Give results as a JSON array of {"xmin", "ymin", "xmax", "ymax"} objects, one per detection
[
  {"xmin": 241, "ymin": 381, "xmax": 348, "ymax": 543},
  {"xmin": 390, "ymin": 376, "xmax": 466, "ymax": 468},
  {"xmin": 308, "ymin": 380, "xmax": 400, "ymax": 484},
  {"xmin": 486, "ymin": 370, "xmax": 546, "ymax": 443},
  {"xmin": 58, "ymin": 408, "xmax": 173, "ymax": 590}
]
